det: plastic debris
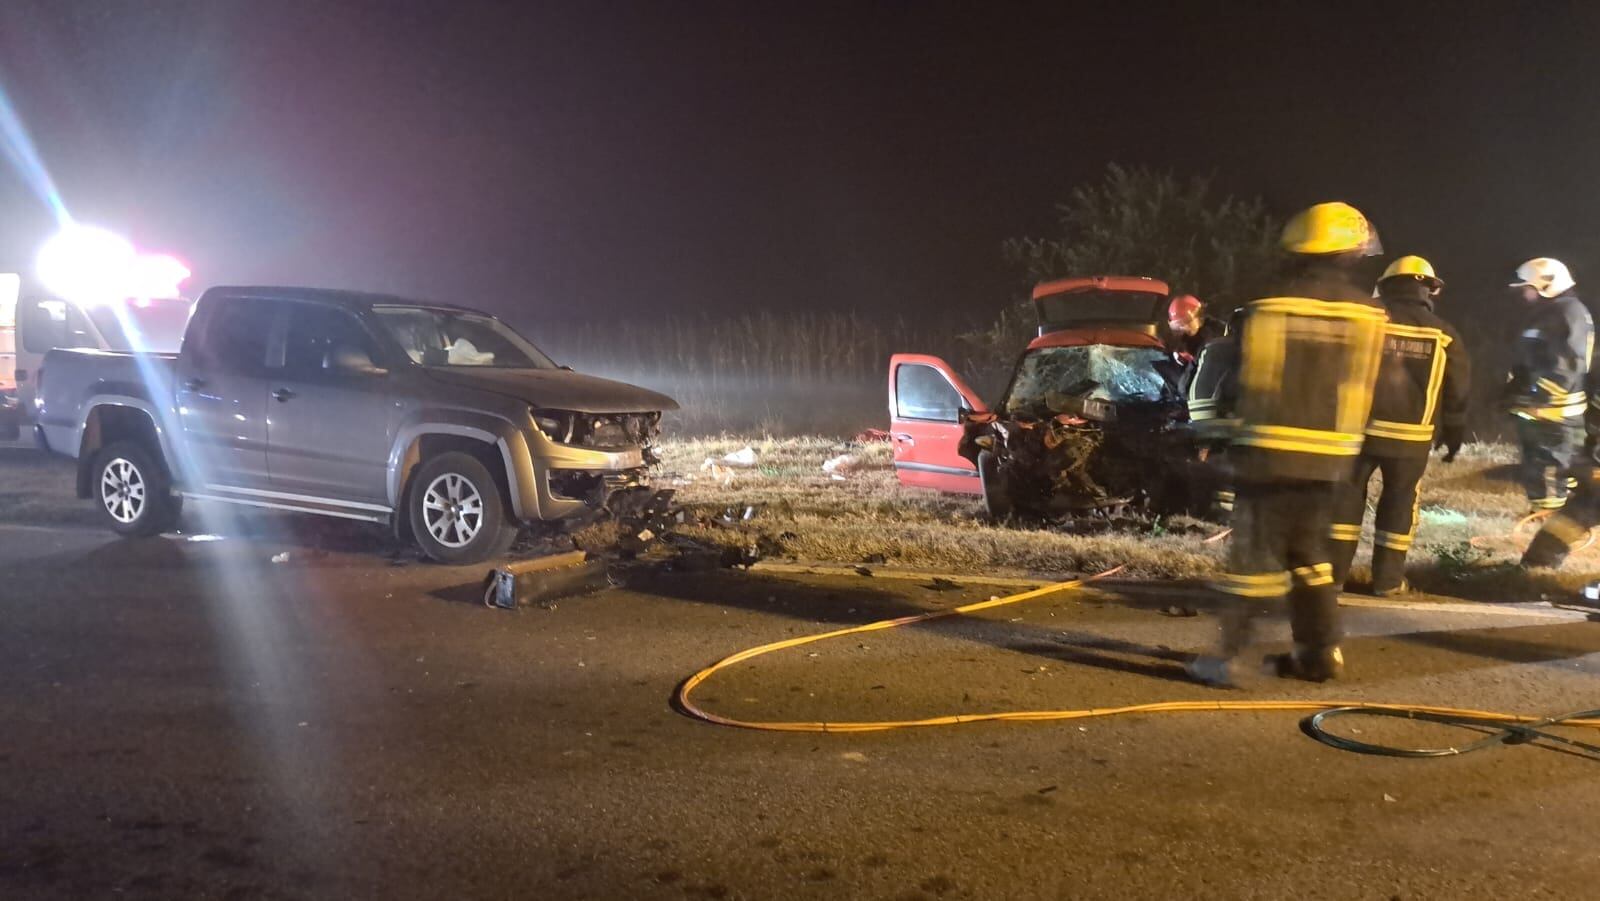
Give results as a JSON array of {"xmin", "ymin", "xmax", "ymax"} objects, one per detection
[
  {"xmin": 270, "ymin": 551, "xmax": 290, "ymax": 564},
  {"xmin": 700, "ymin": 459, "xmax": 738, "ymax": 485},
  {"xmin": 822, "ymin": 453, "xmax": 859, "ymax": 479},
  {"xmin": 722, "ymin": 446, "xmax": 758, "ymax": 467}
]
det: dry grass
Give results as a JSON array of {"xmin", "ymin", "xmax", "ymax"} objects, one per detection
[{"xmin": 653, "ymin": 437, "xmax": 1600, "ymax": 598}]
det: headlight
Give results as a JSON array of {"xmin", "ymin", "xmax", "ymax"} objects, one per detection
[{"xmin": 532, "ymin": 410, "xmax": 572, "ymax": 442}]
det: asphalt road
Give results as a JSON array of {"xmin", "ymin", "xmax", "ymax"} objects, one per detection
[{"xmin": 4, "ymin": 446, "xmax": 1600, "ymax": 899}]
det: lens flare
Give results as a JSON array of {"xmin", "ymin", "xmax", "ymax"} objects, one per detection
[{"xmin": 36, "ymin": 224, "xmax": 136, "ymax": 305}]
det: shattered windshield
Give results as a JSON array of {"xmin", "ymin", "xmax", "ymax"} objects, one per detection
[{"xmin": 1003, "ymin": 345, "xmax": 1173, "ymax": 415}]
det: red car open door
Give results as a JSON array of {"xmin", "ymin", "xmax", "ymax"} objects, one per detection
[{"xmin": 887, "ymin": 354, "xmax": 986, "ymax": 494}]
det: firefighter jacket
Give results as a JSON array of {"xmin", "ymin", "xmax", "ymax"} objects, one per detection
[
  {"xmin": 1222, "ymin": 264, "xmax": 1388, "ymax": 483},
  {"xmin": 1506, "ymin": 291, "xmax": 1591, "ymax": 425},
  {"xmin": 1186, "ymin": 333, "xmax": 1237, "ymax": 444},
  {"xmin": 1362, "ymin": 281, "xmax": 1472, "ymax": 458}
]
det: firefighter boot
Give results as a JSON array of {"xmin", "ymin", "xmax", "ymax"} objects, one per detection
[
  {"xmin": 1185, "ymin": 603, "xmax": 1258, "ymax": 688},
  {"xmin": 1264, "ymin": 645, "xmax": 1345, "ymax": 683}
]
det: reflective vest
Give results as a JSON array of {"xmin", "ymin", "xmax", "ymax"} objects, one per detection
[
  {"xmin": 1229, "ymin": 293, "xmax": 1387, "ymax": 482},
  {"xmin": 1362, "ymin": 294, "xmax": 1471, "ymax": 458}
]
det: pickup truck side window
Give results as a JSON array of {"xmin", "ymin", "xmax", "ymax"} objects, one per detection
[
  {"xmin": 193, "ymin": 298, "xmax": 276, "ymax": 374},
  {"xmin": 280, "ymin": 305, "xmax": 381, "ymax": 377},
  {"xmin": 19, "ymin": 299, "xmax": 95, "ymax": 353},
  {"xmin": 895, "ymin": 363, "xmax": 964, "ymax": 422}
]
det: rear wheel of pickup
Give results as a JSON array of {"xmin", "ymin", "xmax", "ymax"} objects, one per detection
[
  {"xmin": 408, "ymin": 451, "xmax": 516, "ymax": 565},
  {"xmin": 92, "ymin": 440, "xmax": 183, "ymax": 537}
]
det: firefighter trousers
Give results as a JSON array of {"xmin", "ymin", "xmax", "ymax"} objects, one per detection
[
  {"xmin": 1523, "ymin": 463, "xmax": 1600, "ymax": 568},
  {"xmin": 1210, "ymin": 480, "xmax": 1341, "ymax": 655},
  {"xmin": 1516, "ymin": 418, "xmax": 1580, "ymax": 511},
  {"xmin": 1329, "ymin": 453, "xmax": 1428, "ymax": 592}
]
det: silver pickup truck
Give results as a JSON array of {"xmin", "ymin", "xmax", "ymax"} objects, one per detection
[{"xmin": 35, "ymin": 286, "xmax": 677, "ymax": 564}]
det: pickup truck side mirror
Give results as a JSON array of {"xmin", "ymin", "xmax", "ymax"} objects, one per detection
[{"xmin": 325, "ymin": 344, "xmax": 387, "ymax": 376}]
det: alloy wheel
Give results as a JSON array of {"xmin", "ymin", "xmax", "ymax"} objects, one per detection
[
  {"xmin": 101, "ymin": 457, "xmax": 146, "ymax": 524},
  {"xmin": 422, "ymin": 472, "xmax": 485, "ymax": 548}
]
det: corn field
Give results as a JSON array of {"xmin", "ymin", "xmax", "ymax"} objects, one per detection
[{"xmin": 526, "ymin": 312, "xmax": 1010, "ymax": 436}]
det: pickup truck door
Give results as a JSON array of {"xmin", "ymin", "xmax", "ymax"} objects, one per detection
[
  {"xmin": 175, "ymin": 298, "xmax": 275, "ymax": 487},
  {"xmin": 887, "ymin": 354, "xmax": 986, "ymax": 494},
  {"xmin": 263, "ymin": 302, "xmax": 395, "ymax": 506}
]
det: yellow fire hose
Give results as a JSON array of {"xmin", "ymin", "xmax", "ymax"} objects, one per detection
[{"xmin": 675, "ymin": 566, "xmax": 1600, "ymax": 755}]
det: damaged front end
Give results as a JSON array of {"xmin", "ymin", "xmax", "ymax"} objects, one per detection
[
  {"xmin": 959, "ymin": 343, "xmax": 1196, "ymax": 519},
  {"xmin": 539, "ymin": 410, "xmax": 666, "ymax": 516}
]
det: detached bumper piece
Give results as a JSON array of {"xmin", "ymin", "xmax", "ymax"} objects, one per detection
[{"xmin": 483, "ymin": 550, "xmax": 613, "ymax": 609}]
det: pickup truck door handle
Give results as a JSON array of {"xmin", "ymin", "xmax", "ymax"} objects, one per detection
[
  {"xmin": 271, "ymin": 388, "xmax": 296, "ymax": 403},
  {"xmin": 891, "ymin": 432, "xmax": 915, "ymax": 446}
]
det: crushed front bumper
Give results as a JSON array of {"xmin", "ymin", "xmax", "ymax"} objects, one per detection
[{"xmin": 506, "ymin": 413, "xmax": 661, "ymax": 522}]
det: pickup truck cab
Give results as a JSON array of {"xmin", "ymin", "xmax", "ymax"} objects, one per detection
[
  {"xmin": 36, "ymin": 286, "xmax": 678, "ymax": 564},
  {"xmin": 889, "ymin": 276, "xmax": 1197, "ymax": 518}
]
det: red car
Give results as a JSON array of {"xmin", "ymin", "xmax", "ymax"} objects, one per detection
[{"xmin": 888, "ymin": 276, "xmax": 1198, "ymax": 518}]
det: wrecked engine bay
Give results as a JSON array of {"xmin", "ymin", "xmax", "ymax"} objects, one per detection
[{"xmin": 959, "ymin": 343, "xmax": 1200, "ymax": 518}]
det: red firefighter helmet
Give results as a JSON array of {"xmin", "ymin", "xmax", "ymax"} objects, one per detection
[{"xmin": 1168, "ymin": 294, "xmax": 1204, "ymax": 332}]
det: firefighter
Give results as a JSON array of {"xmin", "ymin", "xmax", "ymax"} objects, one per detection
[
  {"xmin": 1504, "ymin": 258, "xmax": 1591, "ymax": 514},
  {"xmin": 1328, "ymin": 256, "xmax": 1471, "ymax": 595},
  {"xmin": 1187, "ymin": 202, "xmax": 1387, "ymax": 686},
  {"xmin": 1522, "ymin": 437, "xmax": 1600, "ymax": 569},
  {"xmin": 1168, "ymin": 294, "xmax": 1227, "ymax": 361},
  {"xmin": 1186, "ymin": 307, "xmax": 1243, "ymax": 518},
  {"xmin": 1168, "ymin": 294, "xmax": 1227, "ymax": 399}
]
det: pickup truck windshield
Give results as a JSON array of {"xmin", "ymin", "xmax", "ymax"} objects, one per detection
[
  {"xmin": 372, "ymin": 307, "xmax": 557, "ymax": 369},
  {"xmin": 1004, "ymin": 345, "xmax": 1174, "ymax": 415}
]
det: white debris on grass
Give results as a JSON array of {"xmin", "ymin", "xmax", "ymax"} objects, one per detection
[{"xmin": 822, "ymin": 453, "xmax": 860, "ymax": 480}]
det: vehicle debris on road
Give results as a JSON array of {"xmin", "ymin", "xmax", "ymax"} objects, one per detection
[{"xmin": 482, "ymin": 550, "xmax": 613, "ymax": 609}]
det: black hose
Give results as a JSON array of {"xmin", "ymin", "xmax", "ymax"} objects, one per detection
[{"xmin": 1303, "ymin": 706, "xmax": 1600, "ymax": 760}]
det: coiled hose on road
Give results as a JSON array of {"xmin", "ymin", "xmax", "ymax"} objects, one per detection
[{"xmin": 676, "ymin": 565, "xmax": 1600, "ymax": 759}]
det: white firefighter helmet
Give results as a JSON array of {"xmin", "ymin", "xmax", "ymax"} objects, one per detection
[{"xmin": 1510, "ymin": 258, "xmax": 1576, "ymax": 298}]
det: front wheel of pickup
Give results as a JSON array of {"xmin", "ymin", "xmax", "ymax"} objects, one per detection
[
  {"xmin": 408, "ymin": 452, "xmax": 516, "ymax": 565},
  {"xmin": 92, "ymin": 441, "xmax": 182, "ymax": 537},
  {"xmin": 978, "ymin": 450, "xmax": 1014, "ymax": 521}
]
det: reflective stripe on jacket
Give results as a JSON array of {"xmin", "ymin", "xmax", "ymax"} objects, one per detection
[
  {"xmin": 1363, "ymin": 286, "xmax": 1471, "ymax": 458},
  {"xmin": 1225, "ymin": 267, "xmax": 1388, "ymax": 483},
  {"xmin": 1507, "ymin": 292, "xmax": 1591, "ymax": 425}
]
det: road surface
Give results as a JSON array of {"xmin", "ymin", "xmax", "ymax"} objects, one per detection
[{"xmin": 3, "ymin": 445, "xmax": 1600, "ymax": 898}]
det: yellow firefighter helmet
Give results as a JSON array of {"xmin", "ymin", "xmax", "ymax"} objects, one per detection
[
  {"xmin": 1379, "ymin": 255, "xmax": 1443, "ymax": 290},
  {"xmin": 1280, "ymin": 202, "xmax": 1382, "ymax": 256}
]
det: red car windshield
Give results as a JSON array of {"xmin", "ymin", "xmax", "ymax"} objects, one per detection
[{"xmin": 1003, "ymin": 345, "xmax": 1174, "ymax": 415}]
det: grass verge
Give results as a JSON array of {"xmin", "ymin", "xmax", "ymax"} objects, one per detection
[{"xmin": 654, "ymin": 438, "xmax": 1600, "ymax": 600}]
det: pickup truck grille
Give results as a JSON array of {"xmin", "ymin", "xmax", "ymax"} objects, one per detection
[{"xmin": 573, "ymin": 412, "xmax": 660, "ymax": 449}]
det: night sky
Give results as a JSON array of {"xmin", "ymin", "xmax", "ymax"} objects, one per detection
[{"xmin": 2, "ymin": 1, "xmax": 1599, "ymax": 328}]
